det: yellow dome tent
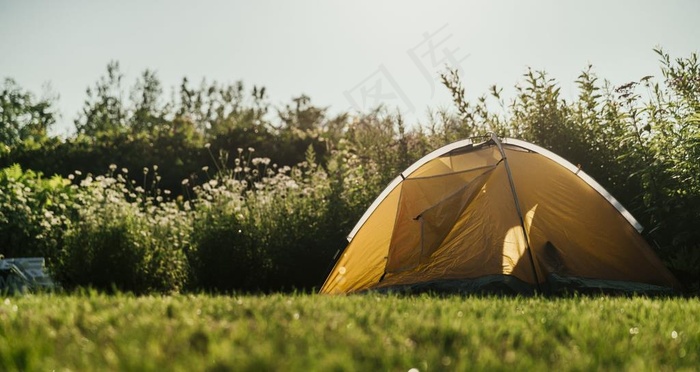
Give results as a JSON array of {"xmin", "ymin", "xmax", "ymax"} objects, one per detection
[{"xmin": 321, "ymin": 134, "xmax": 680, "ymax": 295}]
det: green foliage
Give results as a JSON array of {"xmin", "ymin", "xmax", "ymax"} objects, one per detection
[
  {"xmin": 188, "ymin": 146, "xmax": 340, "ymax": 292},
  {"xmin": 130, "ymin": 69, "xmax": 168, "ymax": 134},
  {"xmin": 627, "ymin": 50, "xmax": 700, "ymax": 287},
  {"xmin": 0, "ymin": 78, "xmax": 57, "ymax": 148},
  {"xmin": 438, "ymin": 69, "xmax": 509, "ymax": 142},
  {"xmin": 53, "ymin": 167, "xmax": 190, "ymax": 294},
  {"xmin": 1, "ymin": 294, "xmax": 699, "ymax": 370},
  {"xmin": 74, "ymin": 61, "xmax": 128, "ymax": 136},
  {"xmin": 511, "ymin": 70, "xmax": 570, "ymax": 146},
  {"xmin": 3, "ymin": 67, "xmax": 336, "ymax": 197},
  {"xmin": 0, "ymin": 164, "xmax": 71, "ymax": 264}
]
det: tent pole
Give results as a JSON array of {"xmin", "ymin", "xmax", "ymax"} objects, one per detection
[{"xmin": 490, "ymin": 133, "xmax": 542, "ymax": 292}]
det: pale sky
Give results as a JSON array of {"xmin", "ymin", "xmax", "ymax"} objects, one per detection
[{"xmin": 1, "ymin": 0, "xmax": 698, "ymax": 135}]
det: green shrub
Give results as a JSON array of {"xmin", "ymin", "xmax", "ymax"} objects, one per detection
[
  {"xmin": 53, "ymin": 168, "xmax": 190, "ymax": 293},
  {"xmin": 0, "ymin": 164, "xmax": 71, "ymax": 265},
  {"xmin": 186, "ymin": 169, "xmax": 261, "ymax": 291},
  {"xmin": 188, "ymin": 146, "xmax": 340, "ymax": 292}
]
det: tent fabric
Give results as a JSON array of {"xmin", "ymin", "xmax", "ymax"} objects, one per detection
[{"xmin": 321, "ymin": 135, "xmax": 681, "ymax": 295}]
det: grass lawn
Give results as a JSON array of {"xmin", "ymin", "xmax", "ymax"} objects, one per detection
[{"xmin": 1, "ymin": 293, "xmax": 698, "ymax": 371}]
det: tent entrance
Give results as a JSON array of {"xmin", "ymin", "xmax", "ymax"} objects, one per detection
[{"xmin": 386, "ymin": 166, "xmax": 495, "ymax": 273}]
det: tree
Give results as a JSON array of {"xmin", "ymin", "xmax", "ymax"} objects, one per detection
[
  {"xmin": 74, "ymin": 61, "xmax": 126, "ymax": 137},
  {"xmin": 130, "ymin": 69, "xmax": 167, "ymax": 134},
  {"xmin": 0, "ymin": 78, "xmax": 57, "ymax": 148}
]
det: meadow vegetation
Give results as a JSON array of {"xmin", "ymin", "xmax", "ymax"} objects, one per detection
[
  {"xmin": 1, "ymin": 49, "xmax": 699, "ymax": 293},
  {"xmin": 1, "ymin": 293, "xmax": 698, "ymax": 370}
]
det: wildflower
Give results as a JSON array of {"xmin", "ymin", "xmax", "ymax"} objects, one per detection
[
  {"xmin": 237, "ymin": 148, "xmax": 243, "ymax": 154},
  {"xmin": 74, "ymin": 170, "xmax": 82, "ymax": 176},
  {"xmin": 205, "ymin": 143, "xmax": 211, "ymax": 149},
  {"xmin": 181, "ymin": 179, "xmax": 189, "ymax": 185},
  {"xmin": 202, "ymin": 166, "xmax": 209, "ymax": 172},
  {"xmin": 248, "ymin": 147, "xmax": 254, "ymax": 152},
  {"xmin": 122, "ymin": 168, "xmax": 129, "ymax": 174},
  {"xmin": 153, "ymin": 165, "xmax": 158, "ymax": 171},
  {"xmin": 80, "ymin": 176, "xmax": 93, "ymax": 187},
  {"xmin": 109, "ymin": 164, "xmax": 117, "ymax": 171},
  {"xmin": 143, "ymin": 167, "xmax": 149, "ymax": 174}
]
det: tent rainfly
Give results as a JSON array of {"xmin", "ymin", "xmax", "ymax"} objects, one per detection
[{"xmin": 321, "ymin": 134, "xmax": 680, "ymax": 295}]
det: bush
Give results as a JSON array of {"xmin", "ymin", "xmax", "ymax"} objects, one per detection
[
  {"xmin": 187, "ymin": 146, "xmax": 340, "ymax": 292},
  {"xmin": 53, "ymin": 167, "xmax": 190, "ymax": 293},
  {"xmin": 0, "ymin": 164, "xmax": 71, "ymax": 265}
]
